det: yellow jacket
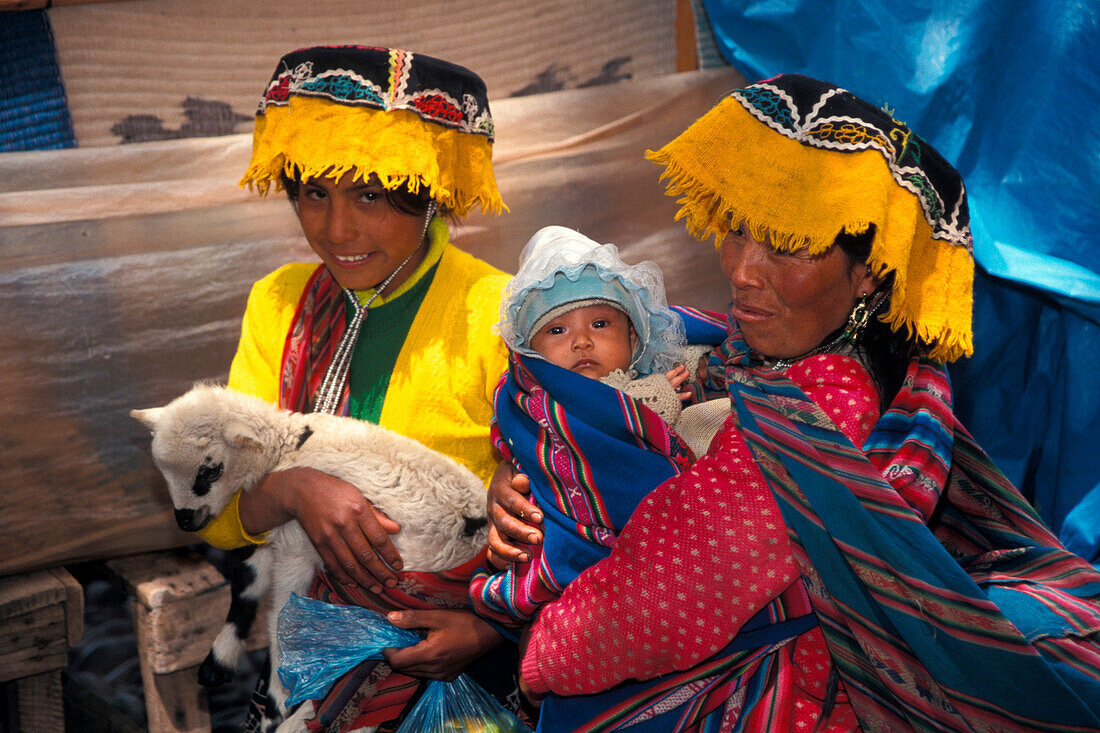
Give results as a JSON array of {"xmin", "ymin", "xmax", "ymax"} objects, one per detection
[{"xmin": 199, "ymin": 225, "xmax": 509, "ymax": 548}]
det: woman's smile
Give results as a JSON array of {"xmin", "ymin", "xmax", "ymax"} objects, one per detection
[{"xmin": 331, "ymin": 251, "xmax": 379, "ymax": 266}]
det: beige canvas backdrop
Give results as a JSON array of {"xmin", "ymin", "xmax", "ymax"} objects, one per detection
[
  {"xmin": 0, "ymin": 66, "xmax": 746, "ymax": 576},
  {"xmin": 48, "ymin": 0, "xmax": 679, "ymax": 147}
]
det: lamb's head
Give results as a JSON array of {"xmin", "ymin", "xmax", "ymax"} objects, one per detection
[{"xmin": 132, "ymin": 385, "xmax": 273, "ymax": 532}]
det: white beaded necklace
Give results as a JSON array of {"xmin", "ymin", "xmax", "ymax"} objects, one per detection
[{"xmin": 313, "ymin": 203, "xmax": 436, "ymax": 414}]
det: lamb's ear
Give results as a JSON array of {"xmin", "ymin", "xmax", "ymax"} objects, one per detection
[
  {"xmin": 130, "ymin": 407, "xmax": 164, "ymax": 432},
  {"xmin": 225, "ymin": 420, "xmax": 263, "ymax": 451}
]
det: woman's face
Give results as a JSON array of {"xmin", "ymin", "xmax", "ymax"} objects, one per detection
[
  {"xmin": 720, "ymin": 225, "xmax": 879, "ymax": 359},
  {"xmin": 294, "ymin": 172, "xmax": 429, "ymax": 292}
]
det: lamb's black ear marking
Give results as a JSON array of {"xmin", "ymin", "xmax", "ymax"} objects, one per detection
[
  {"xmin": 192, "ymin": 460, "xmax": 224, "ymax": 496},
  {"xmin": 295, "ymin": 424, "xmax": 314, "ymax": 450},
  {"xmin": 463, "ymin": 515, "xmax": 488, "ymax": 536}
]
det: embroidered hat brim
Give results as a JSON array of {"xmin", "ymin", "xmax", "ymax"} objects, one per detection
[
  {"xmin": 646, "ymin": 74, "xmax": 974, "ymax": 362},
  {"xmin": 241, "ymin": 45, "xmax": 504, "ymax": 217}
]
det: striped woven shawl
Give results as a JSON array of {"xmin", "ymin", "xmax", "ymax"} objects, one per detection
[{"xmin": 724, "ymin": 327, "xmax": 1100, "ymax": 731}]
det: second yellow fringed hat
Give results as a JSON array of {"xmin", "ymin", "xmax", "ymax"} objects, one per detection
[
  {"xmin": 646, "ymin": 74, "xmax": 974, "ymax": 362},
  {"xmin": 242, "ymin": 45, "xmax": 504, "ymax": 217}
]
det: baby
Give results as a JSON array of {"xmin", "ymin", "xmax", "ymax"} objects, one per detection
[
  {"xmin": 497, "ymin": 225, "xmax": 700, "ymax": 427},
  {"xmin": 470, "ymin": 226, "xmax": 720, "ymax": 629}
]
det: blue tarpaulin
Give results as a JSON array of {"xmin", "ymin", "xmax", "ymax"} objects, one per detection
[{"xmin": 700, "ymin": 0, "xmax": 1100, "ymax": 554}]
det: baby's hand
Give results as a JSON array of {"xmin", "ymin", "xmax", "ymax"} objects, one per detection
[
  {"xmin": 665, "ymin": 365, "xmax": 691, "ymax": 398},
  {"xmin": 696, "ymin": 355, "xmax": 709, "ymax": 382}
]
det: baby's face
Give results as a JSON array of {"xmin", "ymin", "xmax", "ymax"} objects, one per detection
[{"xmin": 529, "ymin": 303, "xmax": 636, "ymax": 379}]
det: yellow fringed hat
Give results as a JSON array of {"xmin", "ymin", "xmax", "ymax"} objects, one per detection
[
  {"xmin": 646, "ymin": 74, "xmax": 974, "ymax": 362},
  {"xmin": 241, "ymin": 45, "xmax": 504, "ymax": 217}
]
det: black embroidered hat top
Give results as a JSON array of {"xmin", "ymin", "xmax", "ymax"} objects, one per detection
[{"xmin": 241, "ymin": 45, "xmax": 503, "ymax": 216}]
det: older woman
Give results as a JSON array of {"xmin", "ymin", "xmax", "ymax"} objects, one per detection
[
  {"xmin": 194, "ymin": 46, "xmax": 519, "ymax": 731},
  {"xmin": 489, "ymin": 74, "xmax": 1100, "ymax": 731}
]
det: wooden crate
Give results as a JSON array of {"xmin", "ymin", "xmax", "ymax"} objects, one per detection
[
  {"xmin": 0, "ymin": 568, "xmax": 83, "ymax": 733},
  {"xmin": 107, "ymin": 550, "xmax": 268, "ymax": 733}
]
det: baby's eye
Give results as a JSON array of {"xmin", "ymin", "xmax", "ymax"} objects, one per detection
[
  {"xmin": 546, "ymin": 326, "xmax": 565, "ymax": 335},
  {"xmin": 592, "ymin": 319, "xmax": 609, "ymax": 328}
]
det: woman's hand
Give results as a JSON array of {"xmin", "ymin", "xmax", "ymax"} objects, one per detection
[
  {"xmin": 383, "ymin": 609, "xmax": 503, "ymax": 680},
  {"xmin": 486, "ymin": 461, "xmax": 543, "ymax": 567},
  {"xmin": 239, "ymin": 466, "xmax": 403, "ymax": 592}
]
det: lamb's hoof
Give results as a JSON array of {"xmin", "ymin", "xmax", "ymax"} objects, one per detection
[
  {"xmin": 260, "ymin": 712, "xmax": 285, "ymax": 733},
  {"xmin": 273, "ymin": 700, "xmax": 314, "ymax": 733},
  {"xmin": 197, "ymin": 654, "xmax": 235, "ymax": 687}
]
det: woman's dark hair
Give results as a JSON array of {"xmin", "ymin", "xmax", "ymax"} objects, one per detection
[
  {"xmin": 835, "ymin": 225, "xmax": 914, "ymax": 407},
  {"xmin": 280, "ymin": 170, "xmax": 450, "ymax": 218}
]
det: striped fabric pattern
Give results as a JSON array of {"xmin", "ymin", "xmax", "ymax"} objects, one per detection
[
  {"xmin": 469, "ymin": 351, "xmax": 695, "ymax": 627},
  {"xmin": 722, "ymin": 327, "xmax": 1100, "ymax": 731},
  {"xmin": 280, "ymin": 266, "xmax": 349, "ymax": 414}
]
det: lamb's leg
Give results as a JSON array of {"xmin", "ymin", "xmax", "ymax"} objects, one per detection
[
  {"xmin": 198, "ymin": 543, "xmax": 274, "ymax": 687},
  {"xmin": 264, "ymin": 523, "xmax": 325, "ymax": 726},
  {"xmin": 273, "ymin": 700, "xmax": 316, "ymax": 733}
]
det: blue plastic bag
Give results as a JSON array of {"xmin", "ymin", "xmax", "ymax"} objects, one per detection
[
  {"xmin": 277, "ymin": 594, "xmax": 533, "ymax": 732},
  {"xmin": 276, "ymin": 593, "xmax": 420, "ymax": 706},
  {"xmin": 395, "ymin": 674, "xmax": 533, "ymax": 733}
]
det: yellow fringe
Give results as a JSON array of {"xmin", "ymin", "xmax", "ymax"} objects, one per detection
[
  {"xmin": 240, "ymin": 96, "xmax": 505, "ymax": 217},
  {"xmin": 646, "ymin": 96, "xmax": 974, "ymax": 362}
]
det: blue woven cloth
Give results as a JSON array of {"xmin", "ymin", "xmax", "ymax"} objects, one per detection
[{"xmin": 1, "ymin": 10, "xmax": 75, "ymax": 151}]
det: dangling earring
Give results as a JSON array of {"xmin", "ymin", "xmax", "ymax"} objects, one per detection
[{"xmin": 842, "ymin": 292, "xmax": 880, "ymax": 344}]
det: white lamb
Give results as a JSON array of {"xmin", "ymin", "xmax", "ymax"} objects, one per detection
[{"xmin": 132, "ymin": 383, "xmax": 490, "ymax": 731}]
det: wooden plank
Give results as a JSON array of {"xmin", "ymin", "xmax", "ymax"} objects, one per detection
[
  {"xmin": 49, "ymin": 567, "xmax": 84, "ymax": 646},
  {"xmin": 108, "ymin": 551, "xmax": 228, "ymax": 609},
  {"xmin": 14, "ymin": 671, "xmax": 64, "ymax": 733},
  {"xmin": 0, "ymin": 570, "xmax": 79, "ymax": 731},
  {"xmin": 0, "ymin": 603, "xmax": 68, "ymax": 682},
  {"xmin": 0, "ymin": 570, "xmax": 81, "ymax": 682},
  {"xmin": 108, "ymin": 551, "xmax": 269, "ymax": 675},
  {"xmin": 0, "ymin": 570, "xmax": 67, "ymax": 621},
  {"xmin": 675, "ymin": 0, "xmax": 699, "ymax": 72},
  {"xmin": 132, "ymin": 598, "xmax": 212, "ymax": 733},
  {"xmin": 110, "ymin": 552, "xmax": 232, "ymax": 675}
]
